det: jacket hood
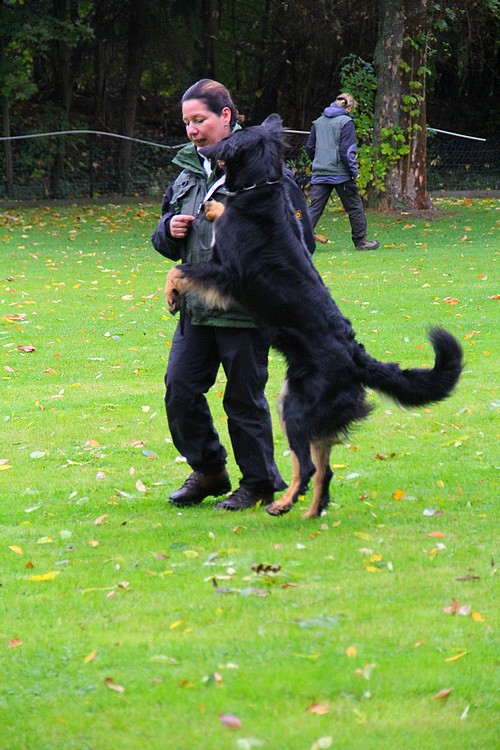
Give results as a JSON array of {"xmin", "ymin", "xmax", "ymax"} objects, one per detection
[
  {"xmin": 323, "ymin": 103, "xmax": 352, "ymax": 118},
  {"xmin": 172, "ymin": 142, "xmax": 204, "ymax": 173}
]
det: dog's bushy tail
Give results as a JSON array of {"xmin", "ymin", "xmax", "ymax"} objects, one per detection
[{"xmin": 354, "ymin": 327, "xmax": 463, "ymax": 407}]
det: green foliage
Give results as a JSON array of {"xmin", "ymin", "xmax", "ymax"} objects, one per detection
[
  {"xmin": 339, "ymin": 46, "xmax": 433, "ymax": 198},
  {"xmin": 286, "ymin": 145, "xmax": 311, "ymax": 179},
  {"xmin": 339, "ymin": 54, "xmax": 378, "ymax": 115},
  {"xmin": 339, "ymin": 55, "xmax": 413, "ymax": 195},
  {"xmin": 0, "ymin": 199, "xmax": 498, "ymax": 748}
]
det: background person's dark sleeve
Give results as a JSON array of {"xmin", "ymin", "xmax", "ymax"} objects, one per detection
[{"xmin": 305, "ymin": 124, "xmax": 316, "ymax": 160}]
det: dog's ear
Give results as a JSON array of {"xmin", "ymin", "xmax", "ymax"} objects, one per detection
[
  {"xmin": 198, "ymin": 142, "xmax": 220, "ymax": 162},
  {"xmin": 260, "ymin": 113, "xmax": 283, "ymax": 133},
  {"xmin": 199, "ymin": 133, "xmax": 242, "ymax": 163}
]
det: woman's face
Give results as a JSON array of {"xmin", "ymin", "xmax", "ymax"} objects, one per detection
[{"xmin": 182, "ymin": 99, "xmax": 231, "ymax": 148}]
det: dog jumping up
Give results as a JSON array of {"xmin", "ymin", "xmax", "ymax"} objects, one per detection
[{"xmin": 165, "ymin": 115, "xmax": 463, "ymax": 519}]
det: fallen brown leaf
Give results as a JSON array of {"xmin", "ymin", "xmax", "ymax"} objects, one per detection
[
  {"xmin": 219, "ymin": 713, "xmax": 242, "ymax": 729},
  {"xmin": 433, "ymin": 688, "xmax": 452, "ymax": 702},
  {"xmin": 104, "ymin": 677, "xmax": 125, "ymax": 693}
]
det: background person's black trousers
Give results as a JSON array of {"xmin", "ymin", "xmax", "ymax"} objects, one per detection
[
  {"xmin": 309, "ymin": 180, "xmax": 367, "ymax": 244},
  {"xmin": 165, "ymin": 317, "xmax": 286, "ymax": 493}
]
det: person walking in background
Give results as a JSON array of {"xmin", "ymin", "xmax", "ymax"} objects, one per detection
[
  {"xmin": 306, "ymin": 93, "xmax": 380, "ymax": 251},
  {"xmin": 151, "ymin": 79, "xmax": 313, "ymax": 511}
]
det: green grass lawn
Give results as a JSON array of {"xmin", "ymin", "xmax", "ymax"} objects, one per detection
[{"xmin": 1, "ymin": 196, "xmax": 498, "ymax": 749}]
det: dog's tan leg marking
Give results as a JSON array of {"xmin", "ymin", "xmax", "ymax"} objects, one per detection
[
  {"xmin": 302, "ymin": 442, "xmax": 329, "ymax": 519},
  {"xmin": 266, "ymin": 379, "xmax": 300, "ymax": 516},
  {"xmin": 266, "ymin": 451, "xmax": 301, "ymax": 516}
]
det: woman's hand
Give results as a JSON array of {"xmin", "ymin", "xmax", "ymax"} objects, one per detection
[{"xmin": 169, "ymin": 214, "xmax": 195, "ymax": 238}]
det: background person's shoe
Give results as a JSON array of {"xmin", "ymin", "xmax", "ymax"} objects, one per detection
[
  {"xmin": 355, "ymin": 238, "xmax": 380, "ymax": 250},
  {"xmin": 215, "ymin": 485, "xmax": 274, "ymax": 511},
  {"xmin": 169, "ymin": 470, "xmax": 231, "ymax": 507}
]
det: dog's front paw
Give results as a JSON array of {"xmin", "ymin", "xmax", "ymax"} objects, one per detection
[
  {"xmin": 265, "ymin": 499, "xmax": 293, "ymax": 516},
  {"xmin": 203, "ymin": 200, "xmax": 225, "ymax": 221},
  {"xmin": 168, "ymin": 289, "xmax": 182, "ymax": 315},
  {"xmin": 165, "ymin": 267, "xmax": 185, "ymax": 313}
]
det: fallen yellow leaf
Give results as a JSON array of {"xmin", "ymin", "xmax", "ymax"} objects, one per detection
[
  {"xmin": 470, "ymin": 612, "xmax": 485, "ymax": 622},
  {"xmin": 392, "ymin": 489, "xmax": 406, "ymax": 501},
  {"xmin": 445, "ymin": 651, "xmax": 469, "ymax": 662},
  {"xmin": 28, "ymin": 571, "xmax": 59, "ymax": 582},
  {"xmin": 8, "ymin": 545, "xmax": 23, "ymax": 555}
]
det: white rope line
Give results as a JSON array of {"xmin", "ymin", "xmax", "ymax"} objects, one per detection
[
  {"xmin": 0, "ymin": 129, "xmax": 186, "ymax": 149},
  {"xmin": 0, "ymin": 126, "xmax": 487, "ymax": 145},
  {"xmin": 425, "ymin": 127, "xmax": 486, "ymax": 142},
  {"xmin": 284, "ymin": 127, "xmax": 486, "ymax": 142}
]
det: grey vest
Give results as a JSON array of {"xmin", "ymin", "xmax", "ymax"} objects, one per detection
[{"xmin": 312, "ymin": 114, "xmax": 351, "ymax": 179}]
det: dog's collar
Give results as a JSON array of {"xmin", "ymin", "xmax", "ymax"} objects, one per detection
[{"xmin": 227, "ymin": 179, "xmax": 281, "ymax": 195}]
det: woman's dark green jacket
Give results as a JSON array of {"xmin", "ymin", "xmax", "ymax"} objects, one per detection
[{"xmin": 151, "ymin": 141, "xmax": 315, "ymax": 326}]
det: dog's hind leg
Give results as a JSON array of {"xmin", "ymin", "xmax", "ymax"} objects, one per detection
[
  {"xmin": 266, "ymin": 427, "xmax": 315, "ymax": 516},
  {"xmin": 266, "ymin": 380, "xmax": 314, "ymax": 516},
  {"xmin": 302, "ymin": 440, "xmax": 336, "ymax": 519},
  {"xmin": 265, "ymin": 449, "xmax": 302, "ymax": 516},
  {"xmin": 266, "ymin": 379, "xmax": 297, "ymax": 516}
]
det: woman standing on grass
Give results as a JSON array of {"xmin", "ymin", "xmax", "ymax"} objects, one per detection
[
  {"xmin": 306, "ymin": 92, "xmax": 379, "ymax": 250},
  {"xmin": 152, "ymin": 79, "xmax": 314, "ymax": 511}
]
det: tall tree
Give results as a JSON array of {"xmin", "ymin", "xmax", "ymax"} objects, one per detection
[
  {"xmin": 373, "ymin": 0, "xmax": 431, "ymax": 209},
  {"xmin": 117, "ymin": 0, "xmax": 147, "ymax": 187},
  {"xmin": 0, "ymin": 0, "xmax": 38, "ymax": 197}
]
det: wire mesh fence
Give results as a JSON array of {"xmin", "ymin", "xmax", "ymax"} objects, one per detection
[
  {"xmin": 0, "ymin": 128, "xmax": 498, "ymax": 202},
  {"xmin": 426, "ymin": 130, "xmax": 499, "ymax": 191}
]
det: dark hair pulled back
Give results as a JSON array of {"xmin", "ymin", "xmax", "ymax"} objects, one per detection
[{"xmin": 182, "ymin": 79, "xmax": 238, "ymax": 128}]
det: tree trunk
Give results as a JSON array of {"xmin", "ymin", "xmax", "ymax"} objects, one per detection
[
  {"xmin": 0, "ymin": 13, "xmax": 14, "ymax": 199},
  {"xmin": 373, "ymin": 0, "xmax": 432, "ymax": 210},
  {"xmin": 49, "ymin": 0, "xmax": 75, "ymax": 196},
  {"xmin": 201, "ymin": 0, "xmax": 220, "ymax": 80},
  {"xmin": 118, "ymin": 0, "xmax": 145, "ymax": 190},
  {"xmin": 373, "ymin": 0, "xmax": 404, "ymax": 208},
  {"xmin": 92, "ymin": 1, "xmax": 110, "ymax": 129},
  {"xmin": 2, "ymin": 94, "xmax": 14, "ymax": 198},
  {"xmin": 400, "ymin": 0, "xmax": 432, "ymax": 209}
]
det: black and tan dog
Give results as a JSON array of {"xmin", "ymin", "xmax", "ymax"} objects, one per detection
[{"xmin": 165, "ymin": 115, "xmax": 463, "ymax": 519}]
